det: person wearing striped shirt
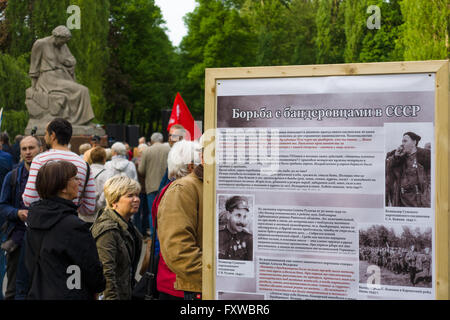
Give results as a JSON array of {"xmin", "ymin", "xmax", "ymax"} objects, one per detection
[{"xmin": 22, "ymin": 118, "xmax": 96, "ymax": 219}]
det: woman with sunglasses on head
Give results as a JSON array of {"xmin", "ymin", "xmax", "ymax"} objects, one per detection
[{"xmin": 25, "ymin": 160, "xmax": 105, "ymax": 300}]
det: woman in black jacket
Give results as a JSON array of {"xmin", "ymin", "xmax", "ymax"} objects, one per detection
[{"xmin": 25, "ymin": 160, "xmax": 105, "ymax": 300}]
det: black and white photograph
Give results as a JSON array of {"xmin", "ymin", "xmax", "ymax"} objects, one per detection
[
  {"xmin": 217, "ymin": 195, "xmax": 254, "ymax": 261},
  {"xmin": 385, "ymin": 123, "xmax": 432, "ymax": 208},
  {"xmin": 359, "ymin": 224, "xmax": 432, "ymax": 288}
]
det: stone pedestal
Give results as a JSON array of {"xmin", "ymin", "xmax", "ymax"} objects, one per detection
[
  {"xmin": 69, "ymin": 135, "xmax": 108, "ymax": 154},
  {"xmin": 25, "ymin": 122, "xmax": 106, "ymax": 137},
  {"xmin": 34, "ymin": 135, "xmax": 109, "ymax": 154}
]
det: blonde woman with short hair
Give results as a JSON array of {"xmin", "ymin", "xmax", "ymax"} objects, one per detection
[{"xmin": 91, "ymin": 175, "xmax": 143, "ymax": 300}]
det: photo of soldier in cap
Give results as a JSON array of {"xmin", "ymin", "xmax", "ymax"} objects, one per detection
[
  {"xmin": 385, "ymin": 126, "xmax": 431, "ymax": 208},
  {"xmin": 218, "ymin": 195, "xmax": 253, "ymax": 261}
]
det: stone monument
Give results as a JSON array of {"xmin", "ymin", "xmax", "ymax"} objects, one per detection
[{"xmin": 24, "ymin": 25, "xmax": 104, "ymax": 136}]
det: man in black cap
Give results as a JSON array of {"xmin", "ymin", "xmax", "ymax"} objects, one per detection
[
  {"xmin": 219, "ymin": 196, "xmax": 253, "ymax": 261},
  {"xmin": 386, "ymin": 131, "xmax": 430, "ymax": 207}
]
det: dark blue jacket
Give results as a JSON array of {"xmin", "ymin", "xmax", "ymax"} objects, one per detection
[
  {"xmin": 0, "ymin": 162, "xmax": 26, "ymax": 238},
  {"xmin": 0, "ymin": 150, "xmax": 13, "ymax": 189},
  {"xmin": 158, "ymin": 169, "xmax": 171, "ymax": 193}
]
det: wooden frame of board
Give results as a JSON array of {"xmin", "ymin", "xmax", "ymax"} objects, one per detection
[{"xmin": 202, "ymin": 60, "xmax": 449, "ymax": 300}]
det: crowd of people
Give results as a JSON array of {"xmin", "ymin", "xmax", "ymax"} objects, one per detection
[
  {"xmin": 360, "ymin": 245, "xmax": 432, "ymax": 286},
  {"xmin": 0, "ymin": 118, "xmax": 204, "ymax": 300}
]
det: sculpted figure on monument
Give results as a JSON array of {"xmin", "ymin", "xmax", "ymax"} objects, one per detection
[{"xmin": 25, "ymin": 25, "xmax": 98, "ymax": 135}]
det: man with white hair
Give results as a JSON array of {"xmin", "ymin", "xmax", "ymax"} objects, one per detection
[
  {"xmin": 105, "ymin": 142, "xmax": 138, "ymax": 181},
  {"xmin": 137, "ymin": 132, "xmax": 170, "ymax": 234},
  {"xmin": 157, "ymin": 124, "xmax": 187, "ymax": 192}
]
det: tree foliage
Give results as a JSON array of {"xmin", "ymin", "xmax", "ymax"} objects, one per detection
[
  {"xmin": 0, "ymin": 53, "xmax": 29, "ymax": 137},
  {"xmin": 359, "ymin": 0, "xmax": 403, "ymax": 62},
  {"xmin": 242, "ymin": 0, "xmax": 294, "ymax": 66},
  {"xmin": 178, "ymin": 0, "xmax": 256, "ymax": 116},
  {"xmin": 398, "ymin": 0, "xmax": 448, "ymax": 60},
  {"xmin": 6, "ymin": 0, "xmax": 70, "ymax": 57},
  {"xmin": 0, "ymin": 0, "xmax": 448, "ymax": 137},
  {"xmin": 68, "ymin": 0, "xmax": 110, "ymax": 122},
  {"xmin": 359, "ymin": 225, "xmax": 432, "ymax": 250},
  {"xmin": 315, "ymin": 0, "xmax": 345, "ymax": 64},
  {"xmin": 0, "ymin": 0, "xmax": 9, "ymax": 51},
  {"xmin": 343, "ymin": 0, "xmax": 367, "ymax": 62},
  {"xmin": 3, "ymin": 0, "xmax": 109, "ymax": 125},
  {"xmin": 105, "ymin": 0, "xmax": 176, "ymax": 136}
]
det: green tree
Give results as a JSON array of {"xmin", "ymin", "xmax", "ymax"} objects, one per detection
[
  {"xmin": 5, "ymin": 0, "xmax": 110, "ymax": 124},
  {"xmin": 343, "ymin": 0, "xmax": 367, "ymax": 62},
  {"xmin": 6, "ymin": 0, "xmax": 70, "ymax": 57},
  {"xmin": 178, "ymin": 0, "xmax": 256, "ymax": 116},
  {"xmin": 105, "ymin": 0, "xmax": 177, "ymax": 137},
  {"xmin": 241, "ymin": 0, "xmax": 293, "ymax": 66},
  {"xmin": 289, "ymin": 0, "xmax": 318, "ymax": 65},
  {"xmin": 315, "ymin": 0, "xmax": 345, "ymax": 64},
  {"xmin": 69, "ymin": 0, "xmax": 110, "ymax": 122},
  {"xmin": 0, "ymin": 0, "xmax": 9, "ymax": 51},
  {"xmin": 359, "ymin": 0, "xmax": 404, "ymax": 62},
  {"xmin": 398, "ymin": 0, "xmax": 448, "ymax": 60},
  {"xmin": 0, "ymin": 53, "xmax": 29, "ymax": 137}
]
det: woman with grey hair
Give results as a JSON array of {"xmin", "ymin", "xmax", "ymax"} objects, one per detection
[
  {"xmin": 105, "ymin": 142, "xmax": 138, "ymax": 180},
  {"xmin": 91, "ymin": 175, "xmax": 143, "ymax": 300},
  {"xmin": 146, "ymin": 140, "xmax": 201, "ymax": 300}
]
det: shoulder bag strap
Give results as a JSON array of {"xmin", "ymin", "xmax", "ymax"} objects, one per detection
[
  {"xmin": 94, "ymin": 168, "xmax": 106, "ymax": 180},
  {"xmin": 144, "ymin": 215, "xmax": 158, "ymax": 299},
  {"xmin": 145, "ymin": 182, "xmax": 172, "ymax": 299},
  {"xmin": 83, "ymin": 161, "xmax": 90, "ymax": 194},
  {"xmin": 77, "ymin": 162, "xmax": 90, "ymax": 208}
]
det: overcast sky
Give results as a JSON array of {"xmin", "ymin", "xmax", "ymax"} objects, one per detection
[{"xmin": 155, "ymin": 0, "xmax": 197, "ymax": 47}]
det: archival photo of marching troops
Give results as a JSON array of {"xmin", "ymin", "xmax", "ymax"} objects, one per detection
[{"xmin": 359, "ymin": 224, "xmax": 432, "ymax": 288}]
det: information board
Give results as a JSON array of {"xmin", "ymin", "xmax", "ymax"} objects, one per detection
[{"xmin": 202, "ymin": 61, "xmax": 449, "ymax": 300}]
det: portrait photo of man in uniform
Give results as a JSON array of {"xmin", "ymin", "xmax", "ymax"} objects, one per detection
[
  {"xmin": 385, "ymin": 126, "xmax": 431, "ymax": 208},
  {"xmin": 218, "ymin": 195, "xmax": 253, "ymax": 261}
]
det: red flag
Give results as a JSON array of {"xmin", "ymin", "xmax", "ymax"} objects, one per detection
[{"xmin": 167, "ymin": 92, "xmax": 201, "ymax": 141}]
